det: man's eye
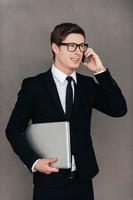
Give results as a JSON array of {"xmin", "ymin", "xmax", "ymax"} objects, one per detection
[{"xmin": 69, "ymin": 44, "xmax": 75, "ymax": 48}]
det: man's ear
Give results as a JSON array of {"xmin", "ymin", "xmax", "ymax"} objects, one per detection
[{"xmin": 51, "ymin": 43, "xmax": 59, "ymax": 55}]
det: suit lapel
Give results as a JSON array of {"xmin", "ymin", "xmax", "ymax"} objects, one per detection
[{"xmin": 44, "ymin": 68, "xmax": 66, "ymax": 118}]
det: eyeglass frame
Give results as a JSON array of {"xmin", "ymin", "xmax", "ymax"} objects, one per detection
[{"xmin": 59, "ymin": 42, "xmax": 89, "ymax": 52}]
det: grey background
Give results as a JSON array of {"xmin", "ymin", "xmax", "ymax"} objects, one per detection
[{"xmin": 0, "ymin": 0, "xmax": 132, "ymax": 200}]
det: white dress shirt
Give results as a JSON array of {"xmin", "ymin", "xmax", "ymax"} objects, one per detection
[{"xmin": 51, "ymin": 64, "xmax": 77, "ymax": 171}]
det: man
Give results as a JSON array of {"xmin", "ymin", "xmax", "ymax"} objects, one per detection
[{"xmin": 6, "ymin": 23, "xmax": 127, "ymax": 200}]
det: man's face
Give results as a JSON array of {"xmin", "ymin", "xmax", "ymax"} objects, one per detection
[{"xmin": 52, "ymin": 33, "xmax": 85, "ymax": 74}]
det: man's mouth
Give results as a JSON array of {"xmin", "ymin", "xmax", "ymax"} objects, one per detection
[{"xmin": 71, "ymin": 58, "xmax": 80, "ymax": 62}]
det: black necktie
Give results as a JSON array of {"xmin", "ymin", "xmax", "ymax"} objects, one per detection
[{"xmin": 66, "ymin": 76, "xmax": 74, "ymax": 121}]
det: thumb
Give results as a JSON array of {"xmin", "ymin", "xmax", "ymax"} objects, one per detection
[{"xmin": 48, "ymin": 158, "xmax": 57, "ymax": 163}]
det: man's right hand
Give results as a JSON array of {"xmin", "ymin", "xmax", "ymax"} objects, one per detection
[{"xmin": 34, "ymin": 158, "xmax": 59, "ymax": 174}]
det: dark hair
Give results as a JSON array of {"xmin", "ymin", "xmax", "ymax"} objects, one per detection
[{"xmin": 50, "ymin": 23, "xmax": 86, "ymax": 60}]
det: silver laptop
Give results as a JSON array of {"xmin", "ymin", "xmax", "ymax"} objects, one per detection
[{"xmin": 26, "ymin": 121, "xmax": 71, "ymax": 169}]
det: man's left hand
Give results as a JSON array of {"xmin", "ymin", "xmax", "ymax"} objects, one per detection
[{"xmin": 82, "ymin": 48, "xmax": 106, "ymax": 73}]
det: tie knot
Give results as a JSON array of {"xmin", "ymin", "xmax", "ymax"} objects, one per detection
[{"xmin": 66, "ymin": 76, "xmax": 73, "ymax": 83}]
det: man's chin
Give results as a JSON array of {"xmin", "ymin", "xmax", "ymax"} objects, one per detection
[{"xmin": 70, "ymin": 63, "xmax": 80, "ymax": 70}]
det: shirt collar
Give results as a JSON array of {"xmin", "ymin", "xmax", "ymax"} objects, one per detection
[{"xmin": 51, "ymin": 64, "xmax": 77, "ymax": 84}]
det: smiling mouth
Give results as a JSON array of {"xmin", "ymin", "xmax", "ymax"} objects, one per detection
[{"xmin": 71, "ymin": 58, "xmax": 80, "ymax": 62}]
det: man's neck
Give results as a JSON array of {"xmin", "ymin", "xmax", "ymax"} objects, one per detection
[{"xmin": 53, "ymin": 62, "xmax": 75, "ymax": 76}]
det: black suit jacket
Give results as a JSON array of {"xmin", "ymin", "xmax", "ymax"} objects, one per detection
[{"xmin": 6, "ymin": 68, "xmax": 127, "ymax": 187}]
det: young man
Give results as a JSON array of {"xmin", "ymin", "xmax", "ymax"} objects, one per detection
[{"xmin": 6, "ymin": 23, "xmax": 127, "ymax": 200}]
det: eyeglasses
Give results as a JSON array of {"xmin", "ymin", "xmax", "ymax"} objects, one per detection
[{"xmin": 59, "ymin": 43, "xmax": 88, "ymax": 52}]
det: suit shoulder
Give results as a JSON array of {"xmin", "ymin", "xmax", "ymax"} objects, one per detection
[{"xmin": 22, "ymin": 71, "xmax": 48, "ymax": 87}]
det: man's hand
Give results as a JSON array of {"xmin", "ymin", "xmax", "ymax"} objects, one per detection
[
  {"xmin": 34, "ymin": 158, "xmax": 59, "ymax": 174},
  {"xmin": 82, "ymin": 48, "xmax": 106, "ymax": 73}
]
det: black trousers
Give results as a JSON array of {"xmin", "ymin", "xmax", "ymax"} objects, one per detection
[{"xmin": 33, "ymin": 178, "xmax": 94, "ymax": 200}]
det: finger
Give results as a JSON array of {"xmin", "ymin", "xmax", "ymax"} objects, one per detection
[
  {"xmin": 84, "ymin": 49, "xmax": 95, "ymax": 56},
  {"xmin": 51, "ymin": 168, "xmax": 59, "ymax": 172},
  {"xmin": 86, "ymin": 50, "xmax": 98, "ymax": 58},
  {"xmin": 48, "ymin": 158, "xmax": 58, "ymax": 163},
  {"xmin": 87, "ymin": 48, "xmax": 94, "ymax": 52},
  {"xmin": 85, "ymin": 49, "xmax": 94, "ymax": 55},
  {"xmin": 47, "ymin": 166, "xmax": 59, "ymax": 173},
  {"xmin": 45, "ymin": 172, "xmax": 52, "ymax": 174},
  {"xmin": 84, "ymin": 52, "xmax": 94, "ymax": 60},
  {"xmin": 43, "ymin": 158, "xmax": 56, "ymax": 164}
]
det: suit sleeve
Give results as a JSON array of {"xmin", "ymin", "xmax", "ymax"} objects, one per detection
[
  {"xmin": 92, "ymin": 69, "xmax": 127, "ymax": 117},
  {"xmin": 5, "ymin": 79, "xmax": 40, "ymax": 172}
]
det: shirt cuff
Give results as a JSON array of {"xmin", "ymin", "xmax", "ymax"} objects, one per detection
[
  {"xmin": 31, "ymin": 159, "xmax": 40, "ymax": 172},
  {"xmin": 94, "ymin": 68, "xmax": 106, "ymax": 75}
]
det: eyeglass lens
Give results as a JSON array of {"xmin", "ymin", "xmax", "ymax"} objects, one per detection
[{"xmin": 67, "ymin": 43, "xmax": 88, "ymax": 52}]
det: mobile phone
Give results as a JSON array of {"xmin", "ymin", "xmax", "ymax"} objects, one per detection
[
  {"xmin": 82, "ymin": 54, "xmax": 86, "ymax": 63},
  {"xmin": 82, "ymin": 54, "xmax": 90, "ymax": 63}
]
